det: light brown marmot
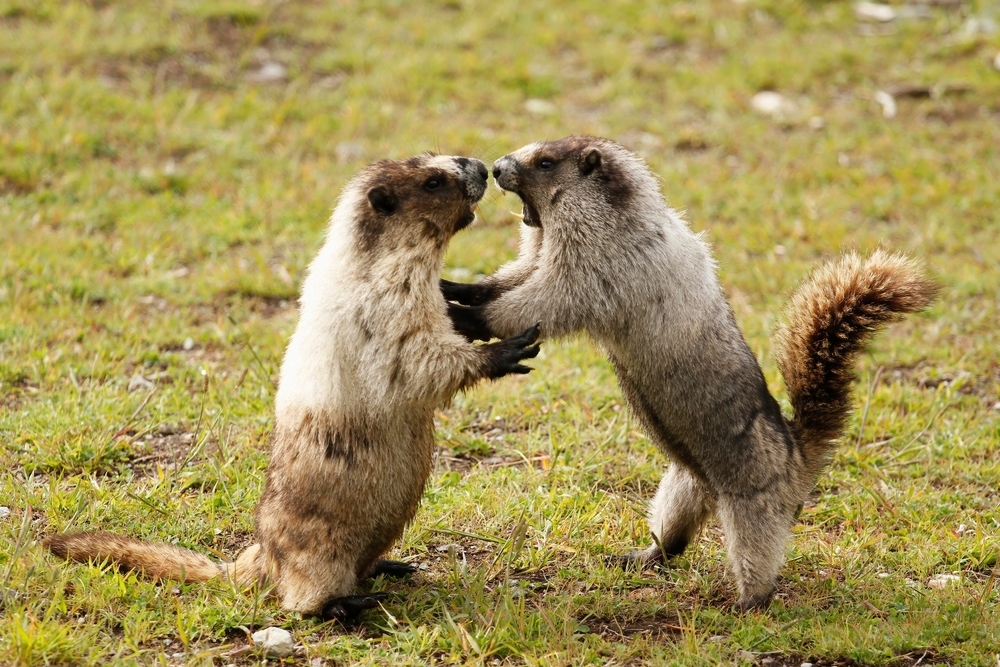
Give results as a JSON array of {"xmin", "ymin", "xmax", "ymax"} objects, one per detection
[{"xmin": 45, "ymin": 153, "xmax": 541, "ymax": 620}]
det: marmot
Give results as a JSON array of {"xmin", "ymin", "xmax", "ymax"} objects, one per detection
[
  {"xmin": 442, "ymin": 136, "xmax": 936, "ymax": 610},
  {"xmin": 45, "ymin": 153, "xmax": 541, "ymax": 620}
]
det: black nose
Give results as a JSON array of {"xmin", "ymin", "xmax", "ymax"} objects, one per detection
[
  {"xmin": 477, "ymin": 162, "xmax": 488, "ymax": 181},
  {"xmin": 492, "ymin": 165, "xmax": 501, "ymax": 180}
]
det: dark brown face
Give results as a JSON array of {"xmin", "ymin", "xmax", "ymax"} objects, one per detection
[{"xmin": 355, "ymin": 154, "xmax": 488, "ymax": 253}]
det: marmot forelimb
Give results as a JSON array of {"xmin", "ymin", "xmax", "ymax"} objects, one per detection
[
  {"xmin": 45, "ymin": 153, "xmax": 541, "ymax": 621},
  {"xmin": 442, "ymin": 136, "xmax": 936, "ymax": 610}
]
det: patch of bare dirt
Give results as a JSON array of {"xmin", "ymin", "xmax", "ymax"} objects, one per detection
[
  {"xmin": 0, "ymin": 172, "xmax": 38, "ymax": 195},
  {"xmin": 750, "ymin": 649, "xmax": 943, "ymax": 667},
  {"xmin": 433, "ymin": 447, "xmax": 551, "ymax": 476},
  {"xmin": 580, "ymin": 612, "xmax": 685, "ymax": 640},
  {"xmin": 125, "ymin": 424, "xmax": 200, "ymax": 476},
  {"xmin": 881, "ymin": 361, "xmax": 1000, "ymax": 403}
]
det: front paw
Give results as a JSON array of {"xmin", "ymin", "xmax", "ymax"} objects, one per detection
[
  {"xmin": 441, "ymin": 279, "xmax": 494, "ymax": 306},
  {"xmin": 448, "ymin": 303, "xmax": 493, "ymax": 342},
  {"xmin": 484, "ymin": 323, "xmax": 541, "ymax": 379}
]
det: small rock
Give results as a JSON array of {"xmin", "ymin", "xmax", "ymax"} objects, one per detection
[
  {"xmin": 247, "ymin": 61, "xmax": 288, "ymax": 84},
  {"xmin": 524, "ymin": 98, "xmax": 556, "ymax": 115},
  {"xmin": 310, "ymin": 659, "xmax": 326, "ymax": 667},
  {"xmin": 182, "ymin": 337, "xmax": 195, "ymax": 351},
  {"xmin": 956, "ymin": 523, "xmax": 968, "ymax": 536},
  {"xmin": 0, "ymin": 507, "xmax": 10, "ymax": 520},
  {"xmin": 802, "ymin": 662, "xmax": 815, "ymax": 667},
  {"xmin": 874, "ymin": 90, "xmax": 897, "ymax": 118},
  {"xmin": 128, "ymin": 373, "xmax": 154, "ymax": 392},
  {"xmin": 252, "ymin": 626, "xmax": 295, "ymax": 658},
  {"xmin": 854, "ymin": 2, "xmax": 896, "ymax": 22},
  {"xmin": 927, "ymin": 573, "xmax": 961, "ymax": 589},
  {"xmin": 750, "ymin": 91, "xmax": 798, "ymax": 119}
]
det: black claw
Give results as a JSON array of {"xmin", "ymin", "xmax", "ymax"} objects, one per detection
[
  {"xmin": 367, "ymin": 559, "xmax": 417, "ymax": 579},
  {"xmin": 321, "ymin": 592, "xmax": 388, "ymax": 623},
  {"xmin": 485, "ymin": 325, "xmax": 543, "ymax": 379},
  {"xmin": 521, "ymin": 344, "xmax": 541, "ymax": 359}
]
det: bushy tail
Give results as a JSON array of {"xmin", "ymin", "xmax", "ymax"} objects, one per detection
[
  {"xmin": 43, "ymin": 531, "xmax": 225, "ymax": 583},
  {"xmin": 773, "ymin": 249, "xmax": 937, "ymax": 481}
]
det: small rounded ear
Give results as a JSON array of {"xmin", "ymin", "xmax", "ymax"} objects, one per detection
[
  {"xmin": 367, "ymin": 186, "xmax": 397, "ymax": 216},
  {"xmin": 580, "ymin": 148, "xmax": 602, "ymax": 176}
]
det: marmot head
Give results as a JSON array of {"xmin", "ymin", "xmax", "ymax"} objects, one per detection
[
  {"xmin": 491, "ymin": 136, "xmax": 646, "ymax": 229},
  {"xmin": 348, "ymin": 154, "xmax": 488, "ymax": 254}
]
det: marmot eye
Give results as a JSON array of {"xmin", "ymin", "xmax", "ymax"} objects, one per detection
[
  {"xmin": 424, "ymin": 177, "xmax": 442, "ymax": 191},
  {"xmin": 538, "ymin": 159, "xmax": 555, "ymax": 170}
]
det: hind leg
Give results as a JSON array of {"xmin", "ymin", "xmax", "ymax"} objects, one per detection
[
  {"xmin": 716, "ymin": 490, "xmax": 797, "ymax": 610},
  {"xmin": 617, "ymin": 464, "xmax": 714, "ymax": 567},
  {"xmin": 321, "ymin": 592, "xmax": 388, "ymax": 623}
]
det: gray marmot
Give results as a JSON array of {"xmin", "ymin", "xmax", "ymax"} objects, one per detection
[
  {"xmin": 442, "ymin": 135, "xmax": 935, "ymax": 610},
  {"xmin": 45, "ymin": 153, "xmax": 541, "ymax": 621}
]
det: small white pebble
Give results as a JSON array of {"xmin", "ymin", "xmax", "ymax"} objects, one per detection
[
  {"xmin": 182, "ymin": 337, "xmax": 195, "ymax": 351},
  {"xmin": 750, "ymin": 91, "xmax": 798, "ymax": 118},
  {"xmin": 854, "ymin": 2, "xmax": 895, "ymax": 22},
  {"xmin": 957, "ymin": 523, "xmax": 968, "ymax": 536},
  {"xmin": 802, "ymin": 662, "xmax": 815, "ymax": 667},
  {"xmin": 927, "ymin": 573, "xmax": 961, "ymax": 590},
  {"xmin": 874, "ymin": 90, "xmax": 897, "ymax": 119},
  {"xmin": 252, "ymin": 626, "xmax": 295, "ymax": 658},
  {"xmin": 0, "ymin": 507, "xmax": 10, "ymax": 520},
  {"xmin": 524, "ymin": 99, "xmax": 556, "ymax": 115},
  {"xmin": 128, "ymin": 373, "xmax": 154, "ymax": 392}
]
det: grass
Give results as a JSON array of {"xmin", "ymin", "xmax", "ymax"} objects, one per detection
[{"xmin": 1, "ymin": 0, "xmax": 998, "ymax": 664}]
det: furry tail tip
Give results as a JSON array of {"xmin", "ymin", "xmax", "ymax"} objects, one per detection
[
  {"xmin": 774, "ymin": 249, "xmax": 937, "ymax": 469},
  {"xmin": 43, "ymin": 531, "xmax": 223, "ymax": 583}
]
